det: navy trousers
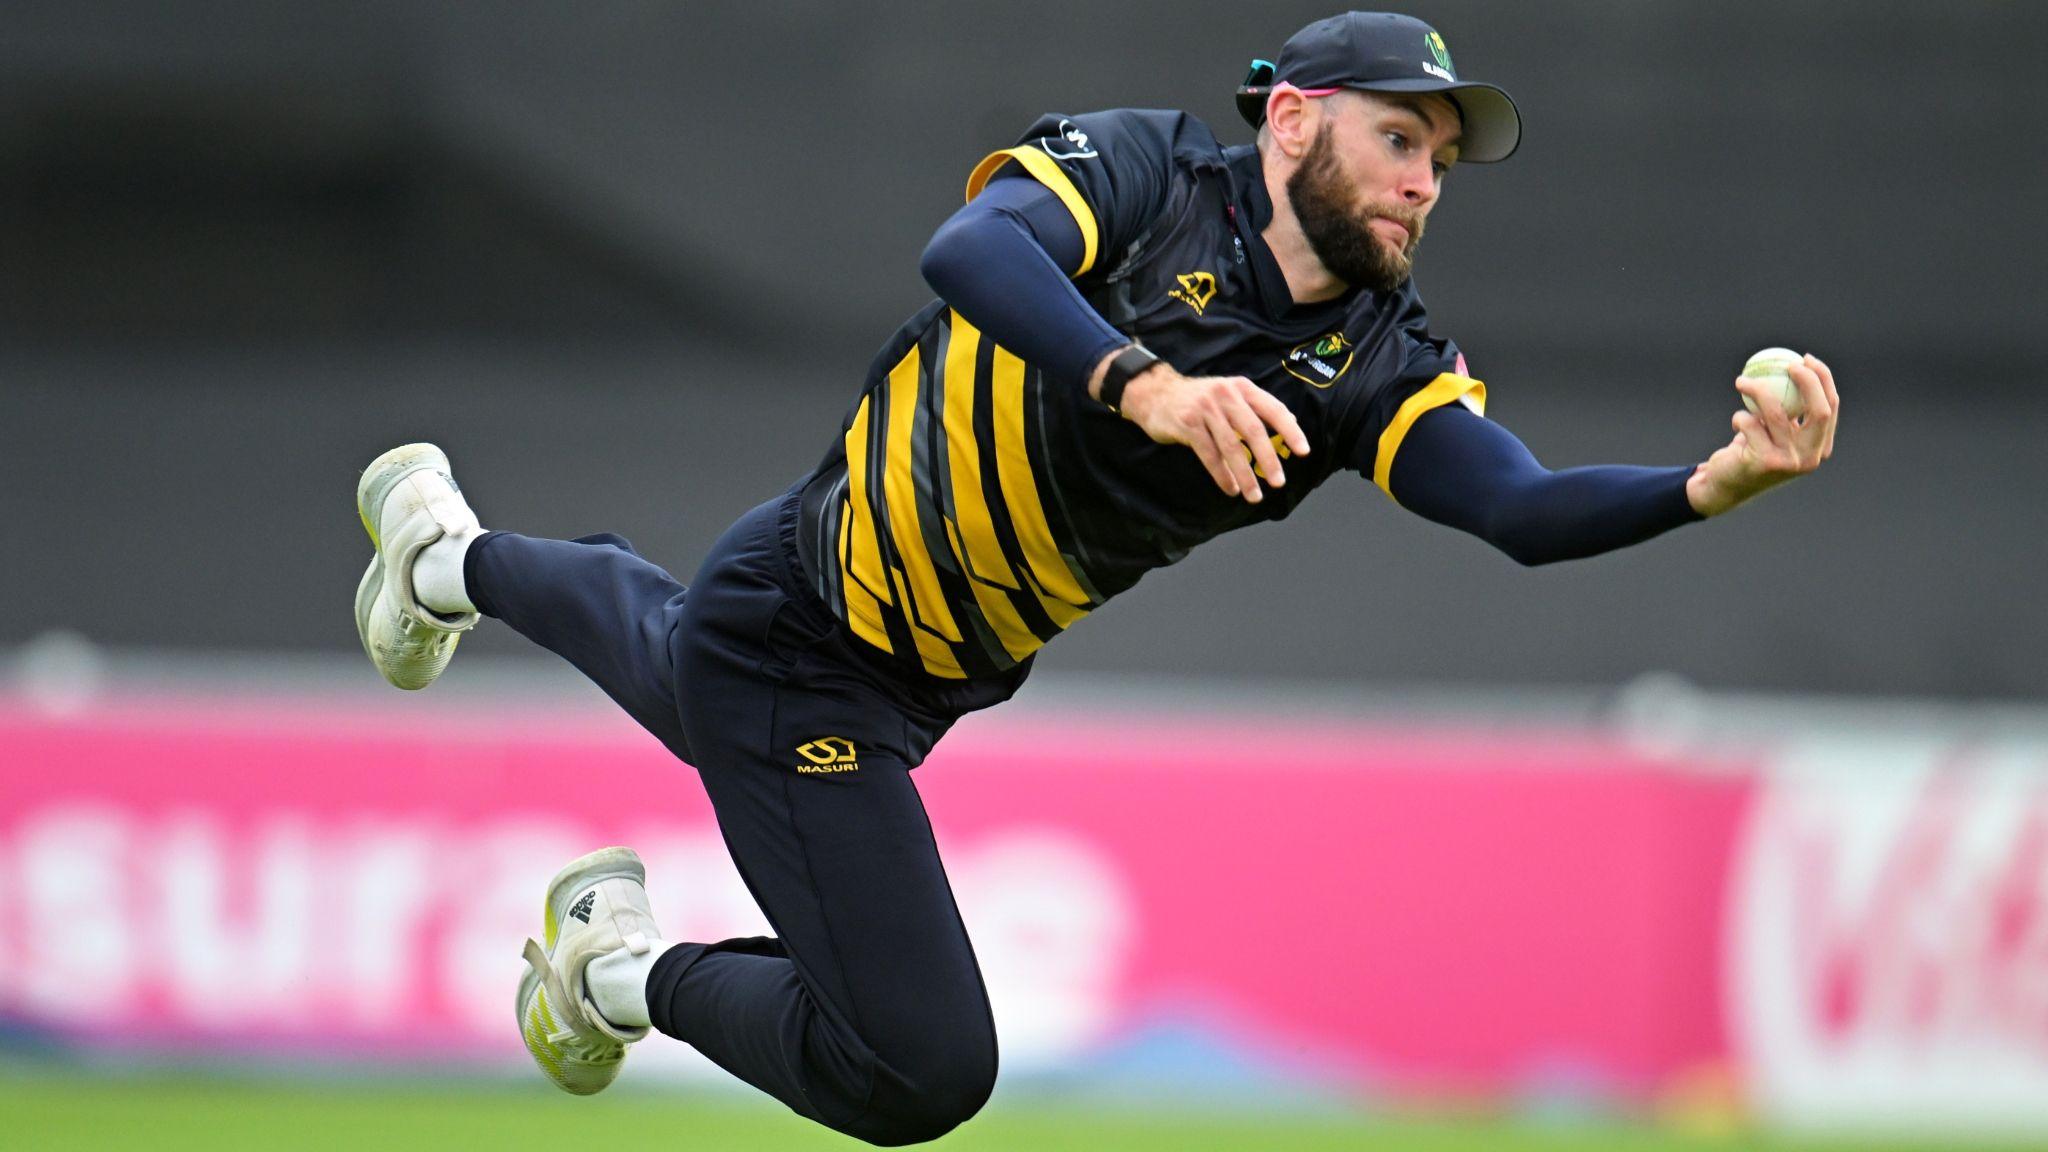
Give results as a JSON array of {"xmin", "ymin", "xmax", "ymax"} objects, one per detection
[{"xmin": 465, "ymin": 486, "xmax": 1022, "ymax": 1146}]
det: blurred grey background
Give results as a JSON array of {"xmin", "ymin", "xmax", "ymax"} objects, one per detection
[{"xmin": 2, "ymin": 1, "xmax": 2040, "ymax": 699}]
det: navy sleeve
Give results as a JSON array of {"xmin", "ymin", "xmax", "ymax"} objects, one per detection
[
  {"xmin": 1387, "ymin": 404, "xmax": 1704, "ymax": 566},
  {"xmin": 963, "ymin": 110, "xmax": 1184, "ymax": 277},
  {"xmin": 919, "ymin": 175, "xmax": 1129, "ymax": 389}
]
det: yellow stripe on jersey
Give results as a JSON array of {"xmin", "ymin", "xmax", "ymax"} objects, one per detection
[
  {"xmin": 991, "ymin": 345, "xmax": 1090, "ymax": 625},
  {"xmin": 842, "ymin": 395, "xmax": 892, "ymax": 607},
  {"xmin": 882, "ymin": 346, "xmax": 961, "ymax": 643},
  {"xmin": 1372, "ymin": 373, "xmax": 1489, "ymax": 499},
  {"xmin": 945, "ymin": 518, "xmax": 1038, "ymax": 663},
  {"xmin": 829, "ymin": 312, "xmax": 1105, "ymax": 676},
  {"xmin": 893, "ymin": 565, "xmax": 966, "ymax": 678},
  {"xmin": 941, "ymin": 317, "xmax": 1018, "ymax": 589},
  {"xmin": 965, "ymin": 147, "xmax": 1099, "ymax": 276},
  {"xmin": 837, "ymin": 506, "xmax": 894, "ymax": 655},
  {"xmin": 940, "ymin": 316, "xmax": 1041, "ymax": 662}
]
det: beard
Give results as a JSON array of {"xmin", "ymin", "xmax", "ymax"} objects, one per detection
[{"xmin": 1285, "ymin": 123, "xmax": 1425, "ymax": 294}]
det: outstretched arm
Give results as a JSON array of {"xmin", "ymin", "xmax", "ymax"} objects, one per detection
[
  {"xmin": 1389, "ymin": 355, "xmax": 1840, "ymax": 564},
  {"xmin": 1389, "ymin": 405, "xmax": 1701, "ymax": 566}
]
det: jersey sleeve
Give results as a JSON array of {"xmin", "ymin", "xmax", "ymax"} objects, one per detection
[
  {"xmin": 963, "ymin": 110, "xmax": 1181, "ymax": 279},
  {"xmin": 1346, "ymin": 328, "xmax": 1488, "ymax": 497}
]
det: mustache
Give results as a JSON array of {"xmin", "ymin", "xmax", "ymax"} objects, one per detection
[{"xmin": 1366, "ymin": 203, "xmax": 1425, "ymax": 248}]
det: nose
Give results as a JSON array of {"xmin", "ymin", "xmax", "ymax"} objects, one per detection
[{"xmin": 1396, "ymin": 155, "xmax": 1437, "ymax": 208}]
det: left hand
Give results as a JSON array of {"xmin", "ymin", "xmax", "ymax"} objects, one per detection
[{"xmin": 1686, "ymin": 353, "xmax": 1840, "ymax": 517}]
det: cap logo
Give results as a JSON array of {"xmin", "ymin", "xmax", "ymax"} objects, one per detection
[{"xmin": 1422, "ymin": 31, "xmax": 1456, "ymax": 82}]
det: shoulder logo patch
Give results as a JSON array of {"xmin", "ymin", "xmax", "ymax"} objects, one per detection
[
  {"xmin": 1039, "ymin": 118, "xmax": 1098, "ymax": 160},
  {"xmin": 795, "ymin": 737, "xmax": 860, "ymax": 774},
  {"xmin": 1283, "ymin": 332, "xmax": 1356, "ymax": 388},
  {"xmin": 1169, "ymin": 271, "xmax": 1218, "ymax": 315}
]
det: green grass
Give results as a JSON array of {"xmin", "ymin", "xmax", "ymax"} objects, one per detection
[{"xmin": 5, "ymin": 1075, "xmax": 2042, "ymax": 1151}]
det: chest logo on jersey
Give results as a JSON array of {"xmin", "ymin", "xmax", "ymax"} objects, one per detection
[
  {"xmin": 1168, "ymin": 271, "xmax": 1218, "ymax": 316},
  {"xmin": 1283, "ymin": 332, "xmax": 1356, "ymax": 388}
]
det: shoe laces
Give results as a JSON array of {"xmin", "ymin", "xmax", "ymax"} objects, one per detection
[{"xmin": 521, "ymin": 938, "xmax": 625, "ymax": 1065}]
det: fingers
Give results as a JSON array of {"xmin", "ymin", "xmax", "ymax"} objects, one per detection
[
  {"xmin": 1805, "ymin": 353, "xmax": 1840, "ymax": 459},
  {"xmin": 1730, "ymin": 409, "xmax": 1776, "ymax": 463},
  {"xmin": 1786, "ymin": 361, "xmax": 1832, "ymax": 435},
  {"xmin": 1241, "ymin": 384, "xmax": 1311, "ymax": 458},
  {"xmin": 1784, "ymin": 362, "xmax": 1832, "ymax": 467},
  {"xmin": 1223, "ymin": 398, "xmax": 1287, "ymax": 490},
  {"xmin": 1202, "ymin": 378, "xmax": 1309, "ymax": 503},
  {"xmin": 1184, "ymin": 423, "xmax": 1238, "ymax": 498},
  {"xmin": 1227, "ymin": 378, "xmax": 1313, "ymax": 502},
  {"xmin": 1806, "ymin": 353, "xmax": 1840, "ymax": 410},
  {"xmin": 1146, "ymin": 375, "xmax": 1312, "ymax": 504},
  {"xmin": 1205, "ymin": 410, "xmax": 1263, "ymax": 501},
  {"xmin": 1732, "ymin": 376, "xmax": 1794, "ymax": 450},
  {"xmin": 1732, "ymin": 381, "xmax": 1827, "ymax": 483}
]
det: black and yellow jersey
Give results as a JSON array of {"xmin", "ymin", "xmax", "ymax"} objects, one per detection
[{"xmin": 795, "ymin": 109, "xmax": 1483, "ymax": 680}]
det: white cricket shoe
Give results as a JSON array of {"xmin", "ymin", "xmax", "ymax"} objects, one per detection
[
  {"xmin": 517, "ymin": 846, "xmax": 659, "ymax": 1096},
  {"xmin": 354, "ymin": 442, "xmax": 479, "ymax": 690}
]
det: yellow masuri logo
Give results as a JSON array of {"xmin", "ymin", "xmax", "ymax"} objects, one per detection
[
  {"xmin": 795, "ymin": 737, "xmax": 859, "ymax": 773},
  {"xmin": 1169, "ymin": 271, "xmax": 1218, "ymax": 315}
]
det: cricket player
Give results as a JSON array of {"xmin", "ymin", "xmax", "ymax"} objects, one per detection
[{"xmin": 352, "ymin": 12, "xmax": 1837, "ymax": 1145}]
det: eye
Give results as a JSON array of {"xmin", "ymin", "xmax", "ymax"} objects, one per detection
[
  {"xmin": 1431, "ymin": 159, "xmax": 1450, "ymax": 179},
  {"xmin": 1385, "ymin": 130, "xmax": 1412, "ymax": 153}
]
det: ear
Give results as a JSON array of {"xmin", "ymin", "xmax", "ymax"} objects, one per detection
[{"xmin": 1264, "ymin": 87, "xmax": 1319, "ymax": 161}]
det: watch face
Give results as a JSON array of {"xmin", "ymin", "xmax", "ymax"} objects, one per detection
[
  {"xmin": 1100, "ymin": 347, "xmax": 1155, "ymax": 409},
  {"xmin": 1116, "ymin": 347, "xmax": 1158, "ymax": 377}
]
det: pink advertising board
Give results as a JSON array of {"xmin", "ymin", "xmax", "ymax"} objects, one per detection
[{"xmin": 0, "ymin": 696, "xmax": 1751, "ymax": 1099}]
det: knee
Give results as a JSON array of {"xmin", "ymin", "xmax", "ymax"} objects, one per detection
[{"xmin": 851, "ymin": 1035, "xmax": 998, "ymax": 1146}]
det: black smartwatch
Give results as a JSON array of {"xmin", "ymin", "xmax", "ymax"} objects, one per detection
[{"xmin": 1098, "ymin": 344, "xmax": 1161, "ymax": 414}]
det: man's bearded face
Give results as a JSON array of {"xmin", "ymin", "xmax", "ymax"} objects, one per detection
[{"xmin": 1285, "ymin": 120, "xmax": 1426, "ymax": 293}]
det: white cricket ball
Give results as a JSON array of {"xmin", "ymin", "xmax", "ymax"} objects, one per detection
[{"xmin": 1741, "ymin": 347, "xmax": 1807, "ymax": 419}]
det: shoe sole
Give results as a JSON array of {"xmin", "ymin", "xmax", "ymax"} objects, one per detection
[
  {"xmin": 515, "ymin": 963, "xmax": 543, "ymax": 1045},
  {"xmin": 353, "ymin": 556, "xmax": 383, "ymax": 666}
]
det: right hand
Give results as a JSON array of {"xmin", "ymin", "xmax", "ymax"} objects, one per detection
[
  {"xmin": 1686, "ymin": 353, "xmax": 1840, "ymax": 517},
  {"xmin": 1097, "ymin": 356, "xmax": 1311, "ymax": 504}
]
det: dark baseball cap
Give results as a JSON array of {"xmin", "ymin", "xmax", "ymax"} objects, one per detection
[{"xmin": 1236, "ymin": 12, "xmax": 1521, "ymax": 163}]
